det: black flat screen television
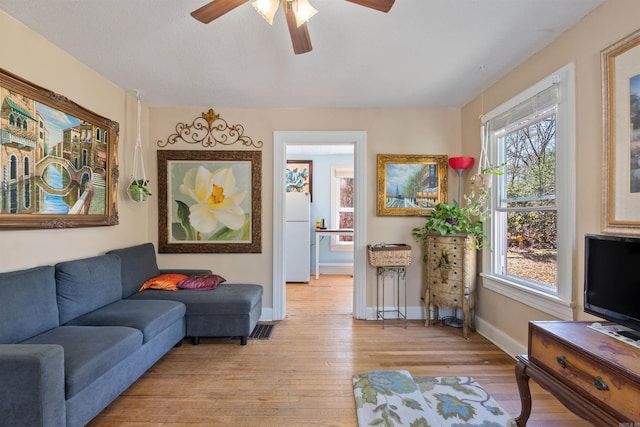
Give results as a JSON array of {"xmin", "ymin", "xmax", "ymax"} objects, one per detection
[{"xmin": 584, "ymin": 234, "xmax": 640, "ymax": 340}]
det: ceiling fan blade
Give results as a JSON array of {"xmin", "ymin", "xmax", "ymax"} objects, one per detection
[
  {"xmin": 344, "ymin": 0, "xmax": 395, "ymax": 13},
  {"xmin": 191, "ymin": 0, "xmax": 251, "ymax": 23},
  {"xmin": 283, "ymin": 0, "xmax": 312, "ymax": 55}
]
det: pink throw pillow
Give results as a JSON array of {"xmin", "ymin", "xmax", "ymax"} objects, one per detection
[{"xmin": 177, "ymin": 274, "xmax": 226, "ymax": 290}]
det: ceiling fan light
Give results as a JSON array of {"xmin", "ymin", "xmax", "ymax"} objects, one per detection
[
  {"xmin": 294, "ymin": 0, "xmax": 317, "ymax": 27},
  {"xmin": 252, "ymin": 0, "xmax": 279, "ymax": 25}
]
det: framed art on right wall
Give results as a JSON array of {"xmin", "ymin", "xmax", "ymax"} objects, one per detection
[{"xmin": 602, "ymin": 28, "xmax": 640, "ymax": 235}]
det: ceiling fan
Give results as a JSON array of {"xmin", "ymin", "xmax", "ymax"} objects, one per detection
[{"xmin": 191, "ymin": 0, "xmax": 395, "ymax": 55}]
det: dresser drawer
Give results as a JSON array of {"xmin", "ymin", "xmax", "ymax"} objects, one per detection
[
  {"xmin": 428, "ymin": 278, "xmax": 464, "ymax": 294},
  {"xmin": 428, "ymin": 290, "xmax": 466, "ymax": 309},
  {"xmin": 427, "ymin": 235, "xmax": 469, "ymax": 246},
  {"xmin": 427, "ymin": 264, "xmax": 462, "ymax": 282},
  {"xmin": 426, "ymin": 247, "xmax": 463, "ymax": 271},
  {"xmin": 530, "ymin": 327, "xmax": 640, "ymax": 420}
]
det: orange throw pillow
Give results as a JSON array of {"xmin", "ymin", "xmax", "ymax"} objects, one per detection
[{"xmin": 139, "ymin": 273, "xmax": 189, "ymax": 292}]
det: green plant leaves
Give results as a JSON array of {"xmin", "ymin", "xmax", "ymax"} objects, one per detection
[{"xmin": 175, "ymin": 200, "xmax": 196, "ymax": 241}]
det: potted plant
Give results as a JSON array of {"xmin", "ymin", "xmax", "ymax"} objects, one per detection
[
  {"xmin": 412, "ymin": 164, "xmax": 502, "ymax": 252},
  {"xmin": 127, "ymin": 179, "xmax": 151, "ymax": 202},
  {"xmin": 412, "ymin": 198, "xmax": 487, "ymax": 251},
  {"xmin": 471, "ymin": 163, "xmax": 504, "ymax": 190}
]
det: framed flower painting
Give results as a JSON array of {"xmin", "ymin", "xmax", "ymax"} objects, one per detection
[
  {"xmin": 286, "ymin": 160, "xmax": 312, "ymax": 201},
  {"xmin": 157, "ymin": 150, "xmax": 261, "ymax": 253}
]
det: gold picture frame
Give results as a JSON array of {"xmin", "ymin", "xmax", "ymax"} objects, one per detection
[
  {"xmin": 0, "ymin": 68, "xmax": 119, "ymax": 228},
  {"xmin": 602, "ymin": 29, "xmax": 640, "ymax": 235},
  {"xmin": 157, "ymin": 150, "xmax": 262, "ymax": 253},
  {"xmin": 376, "ymin": 154, "xmax": 448, "ymax": 216}
]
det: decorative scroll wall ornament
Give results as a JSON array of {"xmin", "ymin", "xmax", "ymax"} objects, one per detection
[{"xmin": 157, "ymin": 108, "xmax": 263, "ymax": 149}]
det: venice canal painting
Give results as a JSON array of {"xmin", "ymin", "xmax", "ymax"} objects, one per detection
[{"xmin": 0, "ymin": 86, "xmax": 110, "ymax": 217}]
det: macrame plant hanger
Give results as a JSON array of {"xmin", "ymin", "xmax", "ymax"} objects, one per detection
[
  {"xmin": 473, "ymin": 74, "xmax": 494, "ymax": 191},
  {"xmin": 127, "ymin": 92, "xmax": 151, "ymax": 202}
]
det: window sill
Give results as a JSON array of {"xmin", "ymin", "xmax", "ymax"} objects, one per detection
[{"xmin": 481, "ymin": 273, "xmax": 575, "ymax": 320}]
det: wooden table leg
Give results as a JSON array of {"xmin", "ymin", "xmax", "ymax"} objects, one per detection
[
  {"xmin": 424, "ymin": 289, "xmax": 431, "ymax": 327},
  {"xmin": 514, "ymin": 358, "xmax": 532, "ymax": 426}
]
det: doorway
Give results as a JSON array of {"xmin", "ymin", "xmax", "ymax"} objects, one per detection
[{"xmin": 272, "ymin": 131, "xmax": 367, "ymax": 321}]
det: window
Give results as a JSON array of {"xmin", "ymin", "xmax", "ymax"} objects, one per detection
[
  {"xmin": 330, "ymin": 166, "xmax": 354, "ymax": 251},
  {"xmin": 9, "ymin": 155, "xmax": 18, "ymax": 180},
  {"xmin": 481, "ymin": 64, "xmax": 575, "ymax": 319}
]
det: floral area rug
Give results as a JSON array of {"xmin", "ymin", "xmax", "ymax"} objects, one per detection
[{"xmin": 353, "ymin": 370, "xmax": 515, "ymax": 427}]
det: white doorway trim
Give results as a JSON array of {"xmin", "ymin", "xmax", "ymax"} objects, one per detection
[{"xmin": 272, "ymin": 131, "xmax": 367, "ymax": 320}]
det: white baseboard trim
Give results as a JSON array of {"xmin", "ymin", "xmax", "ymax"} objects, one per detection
[
  {"xmin": 260, "ymin": 307, "xmax": 274, "ymax": 322},
  {"xmin": 474, "ymin": 316, "xmax": 526, "ymax": 358},
  {"xmin": 314, "ymin": 263, "xmax": 354, "ymax": 276}
]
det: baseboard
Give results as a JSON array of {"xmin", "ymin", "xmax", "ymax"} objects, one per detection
[
  {"xmin": 260, "ymin": 307, "xmax": 274, "ymax": 322},
  {"xmin": 474, "ymin": 316, "xmax": 526, "ymax": 358},
  {"xmin": 314, "ymin": 263, "xmax": 354, "ymax": 276}
]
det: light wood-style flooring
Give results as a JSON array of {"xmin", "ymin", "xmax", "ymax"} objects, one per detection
[{"xmin": 89, "ymin": 275, "xmax": 591, "ymax": 426}]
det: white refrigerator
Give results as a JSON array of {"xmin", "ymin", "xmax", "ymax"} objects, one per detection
[{"xmin": 285, "ymin": 192, "xmax": 311, "ymax": 282}]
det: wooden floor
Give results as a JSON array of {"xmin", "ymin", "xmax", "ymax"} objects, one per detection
[{"xmin": 89, "ymin": 275, "xmax": 591, "ymax": 426}]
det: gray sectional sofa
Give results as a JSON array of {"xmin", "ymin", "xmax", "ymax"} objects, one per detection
[{"xmin": 0, "ymin": 243, "xmax": 263, "ymax": 427}]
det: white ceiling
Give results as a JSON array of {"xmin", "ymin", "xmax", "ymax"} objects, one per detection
[{"xmin": 0, "ymin": 0, "xmax": 604, "ymax": 109}]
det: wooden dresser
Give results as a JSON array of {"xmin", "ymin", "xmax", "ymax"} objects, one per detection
[
  {"xmin": 423, "ymin": 234, "xmax": 476, "ymax": 339},
  {"xmin": 515, "ymin": 321, "xmax": 640, "ymax": 426}
]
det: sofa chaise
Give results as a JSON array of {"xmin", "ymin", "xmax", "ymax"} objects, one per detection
[
  {"xmin": 0, "ymin": 243, "xmax": 263, "ymax": 427},
  {"xmin": 108, "ymin": 243, "xmax": 263, "ymax": 346}
]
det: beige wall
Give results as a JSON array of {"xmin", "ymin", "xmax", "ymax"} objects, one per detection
[
  {"xmin": 5, "ymin": 0, "xmax": 633, "ymax": 353},
  {"xmin": 148, "ymin": 108, "xmax": 461, "ymax": 309},
  {"xmin": 0, "ymin": 11, "xmax": 149, "ymax": 270},
  {"xmin": 461, "ymin": 0, "xmax": 639, "ymax": 347},
  {"xmin": 0, "ymin": 10, "xmax": 463, "ymax": 315}
]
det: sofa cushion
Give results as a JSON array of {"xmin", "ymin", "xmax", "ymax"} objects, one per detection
[
  {"xmin": 128, "ymin": 283, "xmax": 263, "ymax": 315},
  {"xmin": 177, "ymin": 274, "xmax": 226, "ymax": 290},
  {"xmin": 55, "ymin": 254, "xmax": 123, "ymax": 324},
  {"xmin": 65, "ymin": 299, "xmax": 186, "ymax": 343},
  {"xmin": 22, "ymin": 325, "xmax": 142, "ymax": 398},
  {"xmin": 107, "ymin": 243, "xmax": 161, "ymax": 298},
  {"xmin": 0, "ymin": 266, "xmax": 59, "ymax": 343},
  {"xmin": 140, "ymin": 273, "xmax": 188, "ymax": 291}
]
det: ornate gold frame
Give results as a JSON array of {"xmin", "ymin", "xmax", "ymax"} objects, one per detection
[
  {"xmin": 376, "ymin": 154, "xmax": 448, "ymax": 216},
  {"xmin": 0, "ymin": 68, "xmax": 119, "ymax": 228},
  {"xmin": 602, "ymin": 29, "xmax": 640, "ymax": 235},
  {"xmin": 158, "ymin": 150, "xmax": 262, "ymax": 253}
]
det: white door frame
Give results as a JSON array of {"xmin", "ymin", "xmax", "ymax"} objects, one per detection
[{"xmin": 272, "ymin": 131, "xmax": 367, "ymax": 320}]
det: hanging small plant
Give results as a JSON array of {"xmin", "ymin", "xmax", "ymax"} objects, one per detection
[
  {"xmin": 471, "ymin": 163, "xmax": 504, "ymax": 191},
  {"xmin": 472, "ymin": 122, "xmax": 504, "ymax": 190},
  {"xmin": 128, "ymin": 179, "xmax": 151, "ymax": 202},
  {"xmin": 127, "ymin": 92, "xmax": 150, "ymax": 203}
]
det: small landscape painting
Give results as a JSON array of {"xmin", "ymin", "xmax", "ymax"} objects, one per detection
[{"xmin": 377, "ymin": 154, "xmax": 448, "ymax": 216}]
